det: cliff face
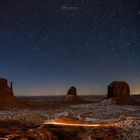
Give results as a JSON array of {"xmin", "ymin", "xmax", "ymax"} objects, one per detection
[
  {"xmin": 0, "ymin": 78, "xmax": 13, "ymax": 96},
  {"xmin": 0, "ymin": 78, "xmax": 21, "ymax": 109},
  {"xmin": 63, "ymin": 86, "xmax": 82, "ymax": 103},
  {"xmin": 106, "ymin": 81, "xmax": 137, "ymax": 105},
  {"xmin": 107, "ymin": 81, "xmax": 130, "ymax": 98},
  {"xmin": 67, "ymin": 86, "xmax": 77, "ymax": 96}
]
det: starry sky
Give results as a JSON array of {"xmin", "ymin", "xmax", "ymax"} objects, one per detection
[{"xmin": 0, "ymin": 0, "xmax": 140, "ymax": 96}]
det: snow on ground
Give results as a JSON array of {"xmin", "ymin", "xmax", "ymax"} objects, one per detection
[
  {"xmin": 0, "ymin": 101, "xmax": 139, "ymax": 139},
  {"xmin": 114, "ymin": 117, "xmax": 140, "ymax": 140},
  {"xmin": 0, "ymin": 101, "xmax": 139, "ymax": 122}
]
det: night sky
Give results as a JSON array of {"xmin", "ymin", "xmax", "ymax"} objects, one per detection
[{"xmin": 0, "ymin": 0, "xmax": 140, "ymax": 95}]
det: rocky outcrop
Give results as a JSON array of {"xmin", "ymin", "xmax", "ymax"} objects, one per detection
[
  {"xmin": 106, "ymin": 81, "xmax": 136, "ymax": 105},
  {"xmin": 67, "ymin": 86, "xmax": 77, "ymax": 96},
  {"xmin": 107, "ymin": 81, "xmax": 130, "ymax": 98},
  {"xmin": 0, "ymin": 78, "xmax": 13, "ymax": 96},
  {"xmin": 63, "ymin": 86, "xmax": 82, "ymax": 103},
  {"xmin": 0, "ymin": 78, "xmax": 21, "ymax": 109}
]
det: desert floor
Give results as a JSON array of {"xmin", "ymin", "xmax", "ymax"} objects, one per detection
[{"xmin": 0, "ymin": 98, "xmax": 140, "ymax": 140}]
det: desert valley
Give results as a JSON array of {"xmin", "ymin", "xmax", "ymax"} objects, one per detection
[{"xmin": 0, "ymin": 78, "xmax": 140, "ymax": 140}]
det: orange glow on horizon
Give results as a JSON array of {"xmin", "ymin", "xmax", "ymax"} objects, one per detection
[{"xmin": 131, "ymin": 90, "xmax": 140, "ymax": 95}]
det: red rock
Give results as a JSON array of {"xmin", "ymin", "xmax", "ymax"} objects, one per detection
[
  {"xmin": 0, "ymin": 78, "xmax": 21, "ymax": 109},
  {"xmin": 106, "ymin": 81, "xmax": 136, "ymax": 105},
  {"xmin": 107, "ymin": 81, "xmax": 130, "ymax": 98},
  {"xmin": 0, "ymin": 78, "xmax": 13, "ymax": 96},
  {"xmin": 63, "ymin": 86, "xmax": 82, "ymax": 103},
  {"xmin": 67, "ymin": 86, "xmax": 77, "ymax": 95}
]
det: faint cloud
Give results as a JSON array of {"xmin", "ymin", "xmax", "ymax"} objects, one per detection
[{"xmin": 61, "ymin": 5, "xmax": 80, "ymax": 11}]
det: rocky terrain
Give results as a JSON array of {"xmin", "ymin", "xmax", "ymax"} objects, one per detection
[
  {"xmin": 0, "ymin": 99, "xmax": 139, "ymax": 140},
  {"xmin": 0, "ymin": 79, "xmax": 139, "ymax": 139}
]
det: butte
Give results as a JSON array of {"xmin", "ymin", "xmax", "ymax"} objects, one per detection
[
  {"xmin": 0, "ymin": 78, "xmax": 21, "ymax": 109},
  {"xmin": 106, "ymin": 81, "xmax": 136, "ymax": 105},
  {"xmin": 63, "ymin": 86, "xmax": 83, "ymax": 103}
]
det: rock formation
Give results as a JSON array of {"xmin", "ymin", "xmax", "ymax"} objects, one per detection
[
  {"xmin": 0, "ymin": 78, "xmax": 13, "ymax": 96},
  {"xmin": 67, "ymin": 86, "xmax": 77, "ymax": 96},
  {"xmin": 63, "ymin": 86, "xmax": 82, "ymax": 103},
  {"xmin": 106, "ymin": 81, "xmax": 136, "ymax": 105},
  {"xmin": 0, "ymin": 78, "xmax": 20, "ymax": 109},
  {"xmin": 107, "ymin": 81, "xmax": 130, "ymax": 98}
]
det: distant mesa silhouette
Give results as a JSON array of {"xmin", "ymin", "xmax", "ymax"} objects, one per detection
[
  {"xmin": 63, "ymin": 86, "xmax": 83, "ymax": 103},
  {"xmin": 107, "ymin": 81, "xmax": 130, "ymax": 98},
  {"xmin": 67, "ymin": 86, "xmax": 77, "ymax": 96},
  {"xmin": 0, "ymin": 77, "xmax": 21, "ymax": 109},
  {"xmin": 106, "ymin": 81, "xmax": 136, "ymax": 105},
  {"xmin": 0, "ymin": 78, "xmax": 14, "ymax": 96}
]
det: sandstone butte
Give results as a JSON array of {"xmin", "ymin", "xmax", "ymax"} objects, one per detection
[{"xmin": 0, "ymin": 78, "xmax": 21, "ymax": 109}]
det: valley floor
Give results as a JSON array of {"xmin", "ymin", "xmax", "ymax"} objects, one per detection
[{"xmin": 0, "ymin": 99, "xmax": 140, "ymax": 140}]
